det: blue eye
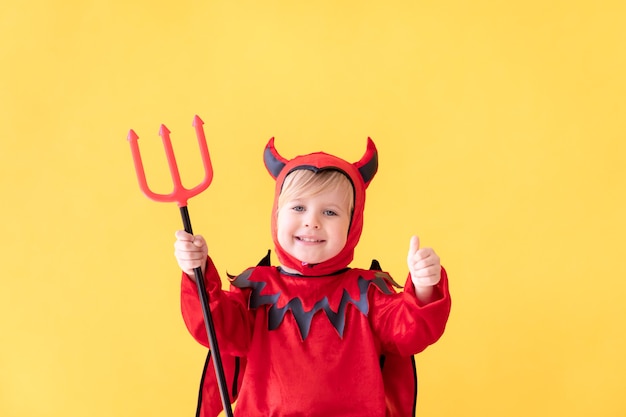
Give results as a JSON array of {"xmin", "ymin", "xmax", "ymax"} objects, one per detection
[
  {"xmin": 292, "ymin": 205, "xmax": 305, "ymax": 212},
  {"xmin": 324, "ymin": 210, "xmax": 337, "ymax": 216}
]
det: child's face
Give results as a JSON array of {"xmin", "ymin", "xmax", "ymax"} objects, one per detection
[{"xmin": 276, "ymin": 181, "xmax": 352, "ymax": 266}]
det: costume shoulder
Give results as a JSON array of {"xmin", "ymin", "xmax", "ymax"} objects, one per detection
[{"xmin": 367, "ymin": 258, "xmax": 404, "ymax": 290}]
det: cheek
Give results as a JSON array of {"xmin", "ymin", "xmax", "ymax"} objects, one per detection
[
  {"xmin": 333, "ymin": 221, "xmax": 350, "ymax": 247},
  {"xmin": 276, "ymin": 213, "xmax": 293, "ymax": 239},
  {"xmin": 276, "ymin": 227, "xmax": 290, "ymax": 249},
  {"xmin": 338, "ymin": 232, "xmax": 348, "ymax": 248}
]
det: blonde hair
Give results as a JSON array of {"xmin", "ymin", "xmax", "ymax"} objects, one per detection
[{"xmin": 278, "ymin": 169, "xmax": 354, "ymax": 213}]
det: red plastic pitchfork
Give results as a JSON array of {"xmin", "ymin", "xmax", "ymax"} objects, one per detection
[{"xmin": 127, "ymin": 115, "xmax": 233, "ymax": 417}]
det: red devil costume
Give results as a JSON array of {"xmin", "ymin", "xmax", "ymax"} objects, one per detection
[{"xmin": 180, "ymin": 138, "xmax": 451, "ymax": 416}]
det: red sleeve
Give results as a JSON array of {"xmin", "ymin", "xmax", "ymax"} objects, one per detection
[
  {"xmin": 369, "ymin": 267, "xmax": 451, "ymax": 357},
  {"xmin": 180, "ymin": 256, "xmax": 253, "ymax": 356}
]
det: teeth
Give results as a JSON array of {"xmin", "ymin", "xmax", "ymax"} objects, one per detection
[{"xmin": 298, "ymin": 237, "xmax": 321, "ymax": 242}]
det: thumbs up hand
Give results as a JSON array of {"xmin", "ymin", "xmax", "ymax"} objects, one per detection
[{"xmin": 407, "ymin": 236, "xmax": 441, "ymax": 290}]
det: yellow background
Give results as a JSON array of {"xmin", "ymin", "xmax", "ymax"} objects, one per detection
[{"xmin": 1, "ymin": 1, "xmax": 625, "ymax": 416}]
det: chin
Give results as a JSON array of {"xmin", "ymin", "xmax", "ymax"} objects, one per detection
[{"xmin": 294, "ymin": 253, "xmax": 326, "ymax": 265}]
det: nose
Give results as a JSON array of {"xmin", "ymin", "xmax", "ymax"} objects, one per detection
[{"xmin": 304, "ymin": 213, "xmax": 321, "ymax": 229}]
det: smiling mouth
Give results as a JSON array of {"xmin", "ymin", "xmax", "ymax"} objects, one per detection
[{"xmin": 296, "ymin": 236, "xmax": 324, "ymax": 243}]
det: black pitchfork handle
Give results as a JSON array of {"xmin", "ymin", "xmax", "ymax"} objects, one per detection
[{"xmin": 180, "ymin": 206, "xmax": 234, "ymax": 417}]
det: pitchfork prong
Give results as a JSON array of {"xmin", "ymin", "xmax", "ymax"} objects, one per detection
[
  {"xmin": 192, "ymin": 115, "xmax": 214, "ymax": 188},
  {"xmin": 127, "ymin": 129, "xmax": 176, "ymax": 203},
  {"xmin": 158, "ymin": 124, "xmax": 184, "ymax": 190}
]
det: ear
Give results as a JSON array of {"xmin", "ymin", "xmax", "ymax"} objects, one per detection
[
  {"xmin": 354, "ymin": 138, "xmax": 378, "ymax": 186},
  {"xmin": 263, "ymin": 137, "xmax": 288, "ymax": 179}
]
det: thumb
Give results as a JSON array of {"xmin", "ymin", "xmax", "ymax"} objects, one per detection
[
  {"xmin": 408, "ymin": 235, "xmax": 420, "ymax": 257},
  {"xmin": 175, "ymin": 230, "xmax": 194, "ymax": 241},
  {"xmin": 191, "ymin": 234, "xmax": 206, "ymax": 248}
]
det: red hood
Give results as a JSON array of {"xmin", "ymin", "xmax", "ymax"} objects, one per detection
[{"xmin": 264, "ymin": 138, "xmax": 378, "ymax": 275}]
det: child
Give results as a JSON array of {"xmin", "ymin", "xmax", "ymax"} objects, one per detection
[{"xmin": 174, "ymin": 138, "xmax": 451, "ymax": 417}]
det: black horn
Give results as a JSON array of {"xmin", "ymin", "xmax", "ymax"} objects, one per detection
[
  {"xmin": 354, "ymin": 138, "xmax": 378, "ymax": 186},
  {"xmin": 264, "ymin": 137, "xmax": 287, "ymax": 179}
]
